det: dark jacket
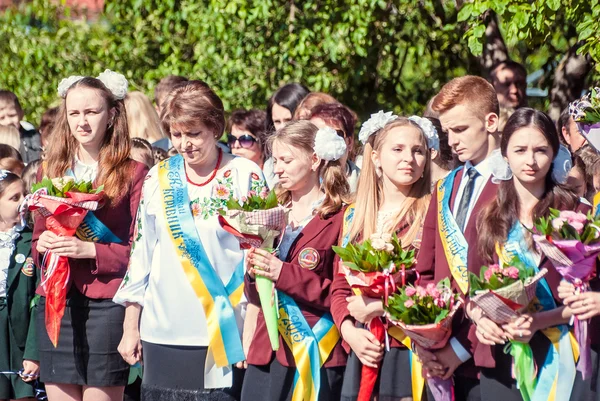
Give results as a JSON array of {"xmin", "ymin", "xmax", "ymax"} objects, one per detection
[
  {"xmin": 416, "ymin": 168, "xmax": 498, "ymax": 378},
  {"xmin": 6, "ymin": 229, "xmax": 39, "ymax": 360}
]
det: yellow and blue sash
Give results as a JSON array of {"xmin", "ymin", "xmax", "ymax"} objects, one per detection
[
  {"xmin": 158, "ymin": 154, "xmax": 245, "ymax": 368},
  {"xmin": 437, "ymin": 167, "xmax": 470, "ymax": 294},
  {"xmin": 341, "ymin": 205, "xmax": 425, "ymax": 401},
  {"xmin": 498, "ymin": 223, "xmax": 576, "ymax": 401},
  {"xmin": 278, "ymin": 292, "xmax": 339, "ymax": 401},
  {"xmin": 65, "ymin": 169, "xmax": 122, "ymax": 244},
  {"xmin": 593, "ymin": 192, "xmax": 600, "ymax": 217}
]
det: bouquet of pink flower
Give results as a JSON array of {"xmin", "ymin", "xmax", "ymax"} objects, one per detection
[
  {"xmin": 332, "ymin": 232, "xmax": 416, "ymax": 401},
  {"xmin": 469, "ymin": 257, "xmax": 548, "ymax": 401},
  {"xmin": 469, "ymin": 257, "xmax": 547, "ymax": 324},
  {"xmin": 218, "ymin": 188, "xmax": 288, "ymax": 350},
  {"xmin": 534, "ymin": 208, "xmax": 600, "ymax": 379},
  {"xmin": 385, "ymin": 278, "xmax": 461, "ymax": 401}
]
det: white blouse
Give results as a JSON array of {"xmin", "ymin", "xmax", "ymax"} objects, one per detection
[
  {"xmin": 72, "ymin": 157, "xmax": 98, "ymax": 182},
  {"xmin": 0, "ymin": 228, "xmax": 20, "ymax": 298},
  {"xmin": 113, "ymin": 156, "xmax": 266, "ymax": 388}
]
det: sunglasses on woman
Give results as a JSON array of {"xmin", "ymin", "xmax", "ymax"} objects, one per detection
[{"xmin": 227, "ymin": 134, "xmax": 257, "ymax": 149}]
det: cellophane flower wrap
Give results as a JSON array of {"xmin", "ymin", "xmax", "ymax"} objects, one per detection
[
  {"xmin": 217, "ymin": 188, "xmax": 287, "ymax": 351},
  {"xmin": 332, "ymin": 232, "xmax": 416, "ymax": 401},
  {"xmin": 469, "ymin": 257, "xmax": 547, "ymax": 401},
  {"xmin": 534, "ymin": 208, "xmax": 600, "ymax": 379},
  {"xmin": 570, "ymin": 87, "xmax": 600, "ymax": 151},
  {"xmin": 26, "ymin": 177, "xmax": 105, "ymax": 347},
  {"xmin": 385, "ymin": 278, "xmax": 461, "ymax": 401}
]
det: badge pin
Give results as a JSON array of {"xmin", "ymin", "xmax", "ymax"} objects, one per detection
[
  {"xmin": 298, "ymin": 248, "xmax": 320, "ymax": 270},
  {"xmin": 21, "ymin": 258, "xmax": 34, "ymax": 277},
  {"xmin": 15, "ymin": 254, "xmax": 26, "ymax": 264}
]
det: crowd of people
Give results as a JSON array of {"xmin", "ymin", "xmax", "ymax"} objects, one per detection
[{"xmin": 0, "ymin": 58, "xmax": 599, "ymax": 401}]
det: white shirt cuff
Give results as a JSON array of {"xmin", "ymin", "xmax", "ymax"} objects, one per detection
[{"xmin": 450, "ymin": 337, "xmax": 472, "ymax": 363}]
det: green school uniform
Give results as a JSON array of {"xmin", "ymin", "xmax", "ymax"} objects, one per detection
[{"xmin": 0, "ymin": 229, "xmax": 39, "ymax": 399}]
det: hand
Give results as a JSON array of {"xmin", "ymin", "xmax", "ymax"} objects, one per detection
[
  {"xmin": 566, "ymin": 292, "xmax": 600, "ymax": 320},
  {"xmin": 502, "ymin": 314, "xmax": 536, "ymax": 343},
  {"xmin": 432, "ymin": 343, "xmax": 463, "ymax": 380},
  {"xmin": 474, "ymin": 316, "xmax": 508, "ymax": 345},
  {"xmin": 346, "ymin": 295, "xmax": 384, "ymax": 324},
  {"xmin": 21, "ymin": 359, "xmax": 40, "ymax": 382},
  {"xmin": 414, "ymin": 344, "xmax": 446, "ymax": 378},
  {"xmin": 558, "ymin": 281, "xmax": 577, "ymax": 302},
  {"xmin": 341, "ymin": 320, "xmax": 384, "ymax": 368},
  {"xmin": 47, "ymin": 235, "xmax": 96, "ymax": 259},
  {"xmin": 118, "ymin": 329, "xmax": 143, "ymax": 365},
  {"xmin": 247, "ymin": 248, "xmax": 284, "ymax": 282},
  {"xmin": 36, "ymin": 230, "xmax": 61, "ymax": 253},
  {"xmin": 235, "ymin": 361, "xmax": 248, "ymax": 369}
]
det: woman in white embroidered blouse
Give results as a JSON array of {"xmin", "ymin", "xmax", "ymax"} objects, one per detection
[{"xmin": 113, "ymin": 81, "xmax": 266, "ymax": 399}]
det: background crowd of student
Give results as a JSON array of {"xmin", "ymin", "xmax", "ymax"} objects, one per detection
[{"xmin": 0, "ymin": 58, "xmax": 599, "ymax": 401}]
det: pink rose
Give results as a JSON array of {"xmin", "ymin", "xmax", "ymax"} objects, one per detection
[
  {"xmin": 416, "ymin": 286, "xmax": 428, "ymax": 298},
  {"xmin": 484, "ymin": 266, "xmax": 496, "ymax": 282},
  {"xmin": 559, "ymin": 210, "xmax": 588, "ymax": 234},
  {"xmin": 405, "ymin": 287, "xmax": 417, "ymax": 297},
  {"xmin": 502, "ymin": 266, "xmax": 519, "ymax": 279},
  {"xmin": 426, "ymin": 283, "xmax": 440, "ymax": 298},
  {"xmin": 404, "ymin": 300, "xmax": 415, "ymax": 308},
  {"xmin": 434, "ymin": 298, "xmax": 446, "ymax": 308}
]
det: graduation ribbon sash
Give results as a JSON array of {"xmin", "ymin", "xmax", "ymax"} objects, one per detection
[
  {"xmin": 278, "ymin": 292, "xmax": 339, "ymax": 401},
  {"xmin": 158, "ymin": 154, "xmax": 245, "ymax": 368},
  {"xmin": 437, "ymin": 167, "xmax": 470, "ymax": 294},
  {"xmin": 498, "ymin": 223, "xmax": 576, "ymax": 401},
  {"xmin": 594, "ymin": 191, "xmax": 600, "ymax": 218},
  {"xmin": 341, "ymin": 205, "xmax": 425, "ymax": 401}
]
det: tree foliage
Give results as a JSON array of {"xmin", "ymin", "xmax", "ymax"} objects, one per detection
[
  {"xmin": 1, "ymin": 0, "xmax": 475, "ymax": 124},
  {"xmin": 0, "ymin": 0, "xmax": 597, "ymax": 126},
  {"xmin": 459, "ymin": 0, "xmax": 599, "ymax": 72}
]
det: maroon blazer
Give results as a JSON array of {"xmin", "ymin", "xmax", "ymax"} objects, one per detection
[
  {"xmin": 331, "ymin": 221, "xmax": 416, "ymax": 352},
  {"xmin": 416, "ymin": 169, "xmax": 498, "ymax": 377},
  {"xmin": 245, "ymin": 208, "xmax": 347, "ymax": 368},
  {"xmin": 32, "ymin": 160, "xmax": 148, "ymax": 299}
]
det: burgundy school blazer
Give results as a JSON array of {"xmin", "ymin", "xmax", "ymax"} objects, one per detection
[
  {"xmin": 331, "ymin": 221, "xmax": 416, "ymax": 351},
  {"xmin": 470, "ymin": 202, "xmax": 599, "ymax": 368},
  {"xmin": 32, "ymin": 160, "xmax": 149, "ymax": 299},
  {"xmin": 245, "ymin": 207, "xmax": 347, "ymax": 368},
  {"xmin": 416, "ymin": 169, "xmax": 498, "ymax": 377}
]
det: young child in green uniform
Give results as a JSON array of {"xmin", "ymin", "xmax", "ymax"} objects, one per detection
[{"xmin": 0, "ymin": 170, "xmax": 39, "ymax": 401}]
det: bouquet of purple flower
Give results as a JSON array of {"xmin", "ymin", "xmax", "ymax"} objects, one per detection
[{"xmin": 534, "ymin": 208, "xmax": 600, "ymax": 379}]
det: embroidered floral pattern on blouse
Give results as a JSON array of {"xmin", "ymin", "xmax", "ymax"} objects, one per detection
[{"xmin": 131, "ymin": 199, "xmax": 144, "ymax": 251}]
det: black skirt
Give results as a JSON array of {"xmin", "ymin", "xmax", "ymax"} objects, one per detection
[
  {"xmin": 141, "ymin": 341, "xmax": 244, "ymax": 401},
  {"xmin": 0, "ymin": 297, "xmax": 35, "ymax": 399},
  {"xmin": 36, "ymin": 291, "xmax": 129, "ymax": 386},
  {"xmin": 569, "ymin": 345, "xmax": 600, "ymax": 401},
  {"xmin": 341, "ymin": 347, "xmax": 414, "ymax": 401},
  {"xmin": 241, "ymin": 358, "xmax": 344, "ymax": 401}
]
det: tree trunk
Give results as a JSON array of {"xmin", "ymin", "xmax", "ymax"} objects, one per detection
[
  {"xmin": 548, "ymin": 42, "xmax": 593, "ymax": 122},
  {"xmin": 480, "ymin": 10, "xmax": 509, "ymax": 75}
]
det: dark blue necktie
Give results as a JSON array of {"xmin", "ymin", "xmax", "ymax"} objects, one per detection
[{"xmin": 455, "ymin": 168, "xmax": 480, "ymax": 232}]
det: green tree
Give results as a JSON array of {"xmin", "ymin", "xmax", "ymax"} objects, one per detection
[{"xmin": 2, "ymin": 0, "xmax": 476, "ymax": 124}]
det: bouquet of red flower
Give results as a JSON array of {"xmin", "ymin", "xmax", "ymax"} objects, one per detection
[
  {"xmin": 469, "ymin": 257, "xmax": 547, "ymax": 401},
  {"xmin": 333, "ymin": 233, "xmax": 415, "ymax": 401},
  {"xmin": 384, "ymin": 278, "xmax": 460, "ymax": 401},
  {"xmin": 534, "ymin": 208, "xmax": 600, "ymax": 379},
  {"xmin": 218, "ymin": 188, "xmax": 288, "ymax": 350},
  {"xmin": 26, "ymin": 177, "xmax": 105, "ymax": 347}
]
